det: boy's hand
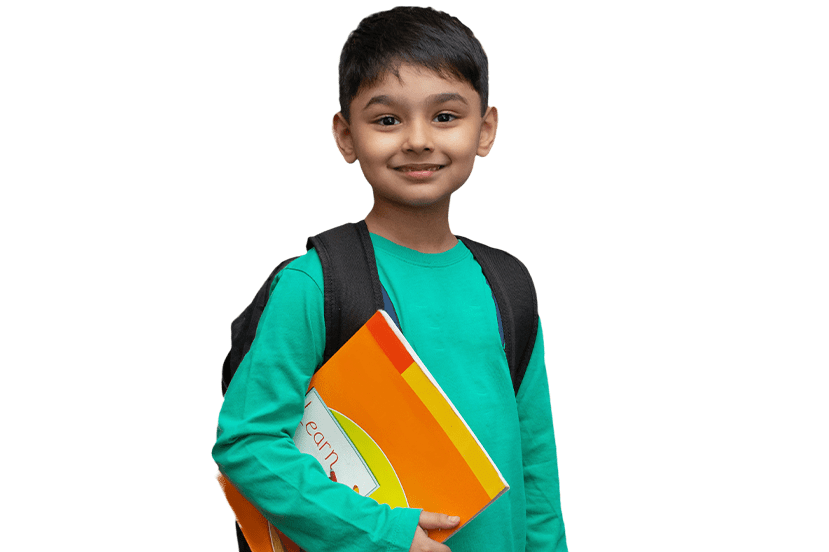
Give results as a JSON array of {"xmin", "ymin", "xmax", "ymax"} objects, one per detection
[{"xmin": 409, "ymin": 511, "xmax": 460, "ymax": 552}]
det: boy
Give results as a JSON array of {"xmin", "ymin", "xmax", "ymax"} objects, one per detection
[{"xmin": 214, "ymin": 7, "xmax": 567, "ymax": 552}]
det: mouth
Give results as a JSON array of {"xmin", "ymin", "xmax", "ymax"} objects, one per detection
[{"xmin": 394, "ymin": 163, "xmax": 446, "ymax": 173}]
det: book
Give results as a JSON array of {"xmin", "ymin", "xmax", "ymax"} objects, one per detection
[{"xmin": 219, "ymin": 310, "xmax": 509, "ymax": 550}]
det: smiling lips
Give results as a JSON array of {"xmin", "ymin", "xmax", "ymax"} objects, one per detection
[
  {"xmin": 395, "ymin": 163, "xmax": 443, "ymax": 173},
  {"xmin": 395, "ymin": 165, "xmax": 443, "ymax": 180},
  {"xmin": 394, "ymin": 164, "xmax": 445, "ymax": 179}
]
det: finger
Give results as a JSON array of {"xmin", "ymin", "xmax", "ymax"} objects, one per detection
[
  {"xmin": 410, "ymin": 526, "xmax": 452, "ymax": 552},
  {"xmin": 418, "ymin": 511, "xmax": 461, "ymax": 530}
]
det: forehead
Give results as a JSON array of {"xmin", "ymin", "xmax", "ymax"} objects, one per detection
[{"xmin": 352, "ymin": 64, "xmax": 480, "ymax": 112}]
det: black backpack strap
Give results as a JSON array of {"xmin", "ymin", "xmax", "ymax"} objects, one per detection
[
  {"xmin": 222, "ymin": 256, "xmax": 298, "ymax": 395},
  {"xmin": 307, "ymin": 221, "xmax": 387, "ymax": 364},
  {"xmin": 457, "ymin": 236, "xmax": 539, "ymax": 394}
]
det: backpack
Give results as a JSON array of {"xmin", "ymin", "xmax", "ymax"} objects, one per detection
[{"xmin": 221, "ymin": 220, "xmax": 538, "ymax": 552}]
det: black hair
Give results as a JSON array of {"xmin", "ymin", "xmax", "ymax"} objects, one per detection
[{"xmin": 338, "ymin": 7, "xmax": 489, "ymax": 122}]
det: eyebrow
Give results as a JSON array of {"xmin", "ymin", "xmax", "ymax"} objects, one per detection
[{"xmin": 363, "ymin": 92, "xmax": 469, "ymax": 110}]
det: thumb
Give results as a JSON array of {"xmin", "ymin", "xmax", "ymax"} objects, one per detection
[{"xmin": 418, "ymin": 511, "xmax": 461, "ymax": 530}]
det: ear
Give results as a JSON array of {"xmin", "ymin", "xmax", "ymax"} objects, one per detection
[
  {"xmin": 476, "ymin": 106, "xmax": 498, "ymax": 157},
  {"xmin": 332, "ymin": 112, "xmax": 357, "ymax": 164}
]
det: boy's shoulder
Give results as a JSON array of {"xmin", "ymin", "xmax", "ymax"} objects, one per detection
[{"xmin": 273, "ymin": 247, "xmax": 323, "ymax": 293}]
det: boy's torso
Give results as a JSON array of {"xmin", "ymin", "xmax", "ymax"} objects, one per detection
[{"xmin": 277, "ymin": 232, "xmax": 529, "ymax": 550}]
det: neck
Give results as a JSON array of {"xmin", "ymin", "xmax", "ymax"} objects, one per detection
[{"xmin": 364, "ymin": 198, "xmax": 457, "ymax": 254}]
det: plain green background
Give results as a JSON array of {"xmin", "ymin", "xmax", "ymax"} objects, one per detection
[{"xmin": 1, "ymin": 1, "xmax": 826, "ymax": 550}]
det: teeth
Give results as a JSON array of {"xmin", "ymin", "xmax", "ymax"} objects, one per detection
[{"xmin": 399, "ymin": 166, "xmax": 441, "ymax": 171}]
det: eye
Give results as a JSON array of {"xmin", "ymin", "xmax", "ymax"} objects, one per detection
[
  {"xmin": 434, "ymin": 113, "xmax": 456, "ymax": 123},
  {"xmin": 376, "ymin": 116, "xmax": 399, "ymax": 126}
]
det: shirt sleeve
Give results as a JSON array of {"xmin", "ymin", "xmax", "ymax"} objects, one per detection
[
  {"xmin": 516, "ymin": 319, "xmax": 568, "ymax": 551},
  {"xmin": 212, "ymin": 254, "xmax": 421, "ymax": 552}
]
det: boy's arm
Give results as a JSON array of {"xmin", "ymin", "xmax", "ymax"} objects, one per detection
[
  {"xmin": 213, "ymin": 258, "xmax": 421, "ymax": 551},
  {"xmin": 516, "ymin": 319, "xmax": 568, "ymax": 551}
]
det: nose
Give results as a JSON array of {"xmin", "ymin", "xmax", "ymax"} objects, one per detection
[{"xmin": 402, "ymin": 119, "xmax": 433, "ymax": 153}]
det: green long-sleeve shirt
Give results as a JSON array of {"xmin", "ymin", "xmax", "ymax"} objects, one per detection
[{"xmin": 213, "ymin": 234, "xmax": 567, "ymax": 551}]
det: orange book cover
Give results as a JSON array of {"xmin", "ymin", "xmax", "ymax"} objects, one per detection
[{"xmin": 219, "ymin": 310, "xmax": 509, "ymax": 550}]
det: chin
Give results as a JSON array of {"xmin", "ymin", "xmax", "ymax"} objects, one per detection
[{"xmin": 381, "ymin": 194, "xmax": 447, "ymax": 210}]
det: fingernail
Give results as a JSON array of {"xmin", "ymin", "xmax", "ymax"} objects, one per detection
[{"xmin": 449, "ymin": 516, "xmax": 460, "ymax": 523}]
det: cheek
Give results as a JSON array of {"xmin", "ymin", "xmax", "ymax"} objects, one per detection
[
  {"xmin": 354, "ymin": 133, "xmax": 398, "ymax": 165},
  {"xmin": 444, "ymin": 130, "xmax": 480, "ymax": 163}
]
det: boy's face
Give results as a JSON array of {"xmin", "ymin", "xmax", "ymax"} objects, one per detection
[{"xmin": 334, "ymin": 64, "xmax": 497, "ymax": 211}]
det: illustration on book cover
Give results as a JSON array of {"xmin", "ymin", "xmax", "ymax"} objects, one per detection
[{"xmin": 293, "ymin": 388, "xmax": 381, "ymax": 497}]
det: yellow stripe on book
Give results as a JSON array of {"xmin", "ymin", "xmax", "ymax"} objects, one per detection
[{"xmin": 401, "ymin": 363, "xmax": 505, "ymax": 499}]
